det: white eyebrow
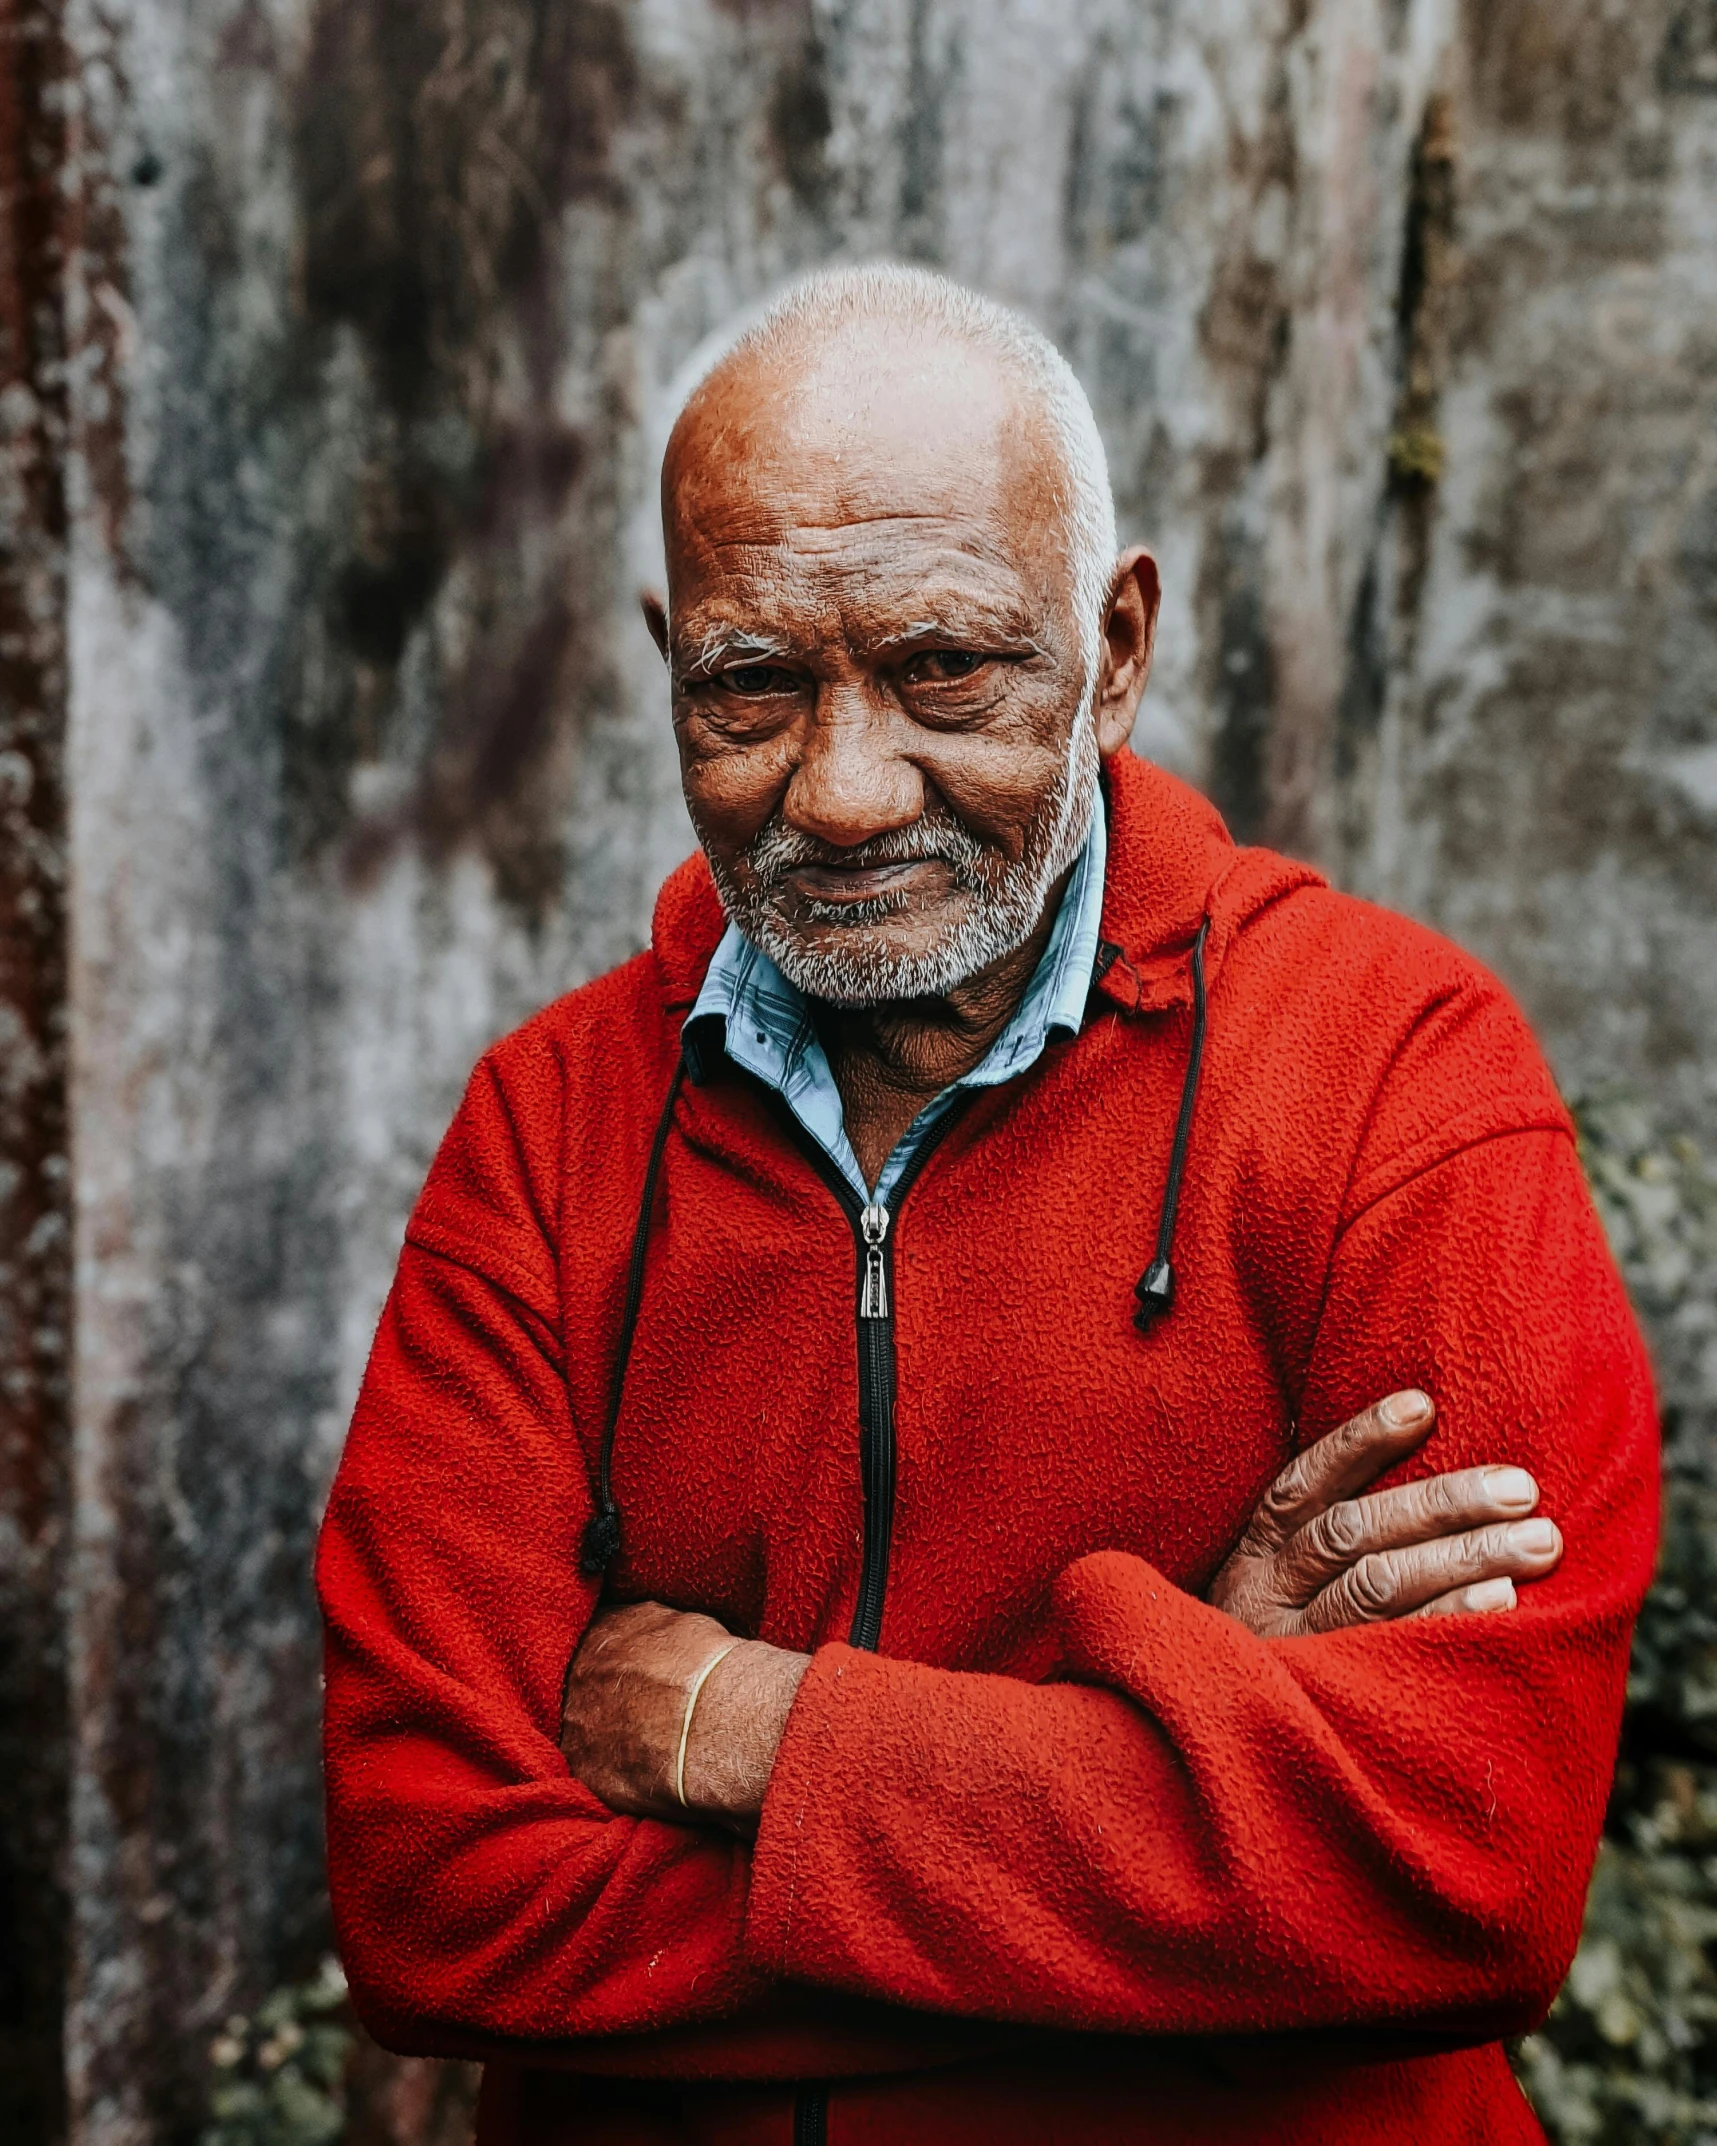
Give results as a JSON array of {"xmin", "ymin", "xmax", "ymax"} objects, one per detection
[
  {"xmin": 870, "ymin": 620, "xmax": 1049, "ymax": 657},
  {"xmin": 674, "ymin": 625, "xmax": 795, "ymax": 679}
]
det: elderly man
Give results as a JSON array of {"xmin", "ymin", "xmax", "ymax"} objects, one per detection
[{"xmin": 318, "ymin": 268, "xmax": 1656, "ymax": 2145}]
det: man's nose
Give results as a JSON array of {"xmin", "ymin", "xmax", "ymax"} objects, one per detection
[{"xmin": 783, "ymin": 686, "xmax": 923, "ymax": 849}]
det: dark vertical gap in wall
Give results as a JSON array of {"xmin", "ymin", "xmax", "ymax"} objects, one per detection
[
  {"xmin": 0, "ymin": 0, "xmax": 71, "ymax": 2136},
  {"xmin": 1383, "ymin": 88, "xmax": 1456, "ymax": 625},
  {"xmin": 1330, "ymin": 89, "xmax": 1457, "ymax": 882}
]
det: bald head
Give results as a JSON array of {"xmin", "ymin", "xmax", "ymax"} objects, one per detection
[{"xmin": 665, "ymin": 266, "xmax": 1118, "ymax": 666}]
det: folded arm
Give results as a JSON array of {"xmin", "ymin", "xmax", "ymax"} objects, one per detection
[
  {"xmin": 568, "ymin": 1381, "xmax": 1568, "ymax": 1830},
  {"xmin": 318, "ymin": 1215, "xmax": 765, "ymax": 2050},
  {"xmin": 731, "ymin": 1128, "xmax": 1655, "ymax": 2034}
]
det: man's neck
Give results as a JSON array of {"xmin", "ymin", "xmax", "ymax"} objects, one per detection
[{"xmin": 815, "ymin": 865, "xmax": 1070, "ymax": 1192}]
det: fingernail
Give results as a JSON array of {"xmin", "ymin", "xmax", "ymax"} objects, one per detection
[
  {"xmin": 1485, "ymin": 1467, "xmax": 1536, "ymax": 1511},
  {"xmin": 1468, "ymin": 1577, "xmax": 1516, "ymax": 1611},
  {"xmin": 1507, "ymin": 1518, "xmax": 1557, "ymax": 1554},
  {"xmin": 1380, "ymin": 1390, "xmax": 1431, "ymax": 1428}
]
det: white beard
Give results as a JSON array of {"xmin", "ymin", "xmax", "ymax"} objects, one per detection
[{"xmin": 701, "ymin": 708, "xmax": 1100, "ymax": 1007}]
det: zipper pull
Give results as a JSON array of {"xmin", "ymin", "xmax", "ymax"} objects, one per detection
[{"xmin": 860, "ymin": 1203, "xmax": 890, "ymax": 1320}]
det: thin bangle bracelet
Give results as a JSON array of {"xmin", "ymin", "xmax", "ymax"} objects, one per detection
[{"xmin": 675, "ymin": 1641, "xmax": 742, "ymax": 1810}]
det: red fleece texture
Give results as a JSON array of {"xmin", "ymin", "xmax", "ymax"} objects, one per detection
[{"xmin": 318, "ymin": 751, "xmax": 1658, "ymax": 2146}]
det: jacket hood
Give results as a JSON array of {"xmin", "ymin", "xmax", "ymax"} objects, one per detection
[{"xmin": 648, "ymin": 748, "xmax": 1324, "ymax": 1018}]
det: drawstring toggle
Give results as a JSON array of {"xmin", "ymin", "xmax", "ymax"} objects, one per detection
[{"xmin": 1133, "ymin": 1256, "xmax": 1175, "ymax": 1330}]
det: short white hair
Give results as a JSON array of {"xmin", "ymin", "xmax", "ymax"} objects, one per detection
[{"xmin": 667, "ymin": 263, "xmax": 1118, "ymax": 677}]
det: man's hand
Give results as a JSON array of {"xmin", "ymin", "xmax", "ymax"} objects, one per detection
[
  {"xmin": 560, "ymin": 1599, "xmax": 809, "ymax": 1831},
  {"xmin": 1208, "ymin": 1389, "xmax": 1564, "ymax": 1636}
]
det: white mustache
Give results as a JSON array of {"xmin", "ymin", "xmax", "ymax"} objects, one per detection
[{"xmin": 744, "ymin": 812, "xmax": 991, "ymax": 892}]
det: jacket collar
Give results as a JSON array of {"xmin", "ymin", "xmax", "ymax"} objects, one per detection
[
  {"xmin": 649, "ymin": 747, "xmax": 1324, "ymax": 1021},
  {"xmin": 1091, "ymin": 748, "xmax": 1323, "ymax": 1014}
]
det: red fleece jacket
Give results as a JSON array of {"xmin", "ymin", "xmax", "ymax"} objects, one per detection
[{"xmin": 318, "ymin": 751, "xmax": 1658, "ymax": 2146}]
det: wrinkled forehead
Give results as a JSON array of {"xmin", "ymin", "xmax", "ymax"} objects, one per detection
[{"xmin": 661, "ymin": 329, "xmax": 1080, "ymax": 649}]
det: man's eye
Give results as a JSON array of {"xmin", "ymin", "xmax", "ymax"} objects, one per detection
[
  {"xmin": 904, "ymin": 650, "xmax": 985, "ymax": 683},
  {"xmin": 717, "ymin": 665, "xmax": 795, "ymax": 697}
]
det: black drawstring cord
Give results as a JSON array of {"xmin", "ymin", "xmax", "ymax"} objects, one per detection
[
  {"xmin": 580, "ymin": 1055, "xmax": 686, "ymax": 1576},
  {"xmin": 1134, "ymin": 916, "xmax": 1210, "ymax": 1333},
  {"xmin": 583, "ymin": 917, "xmax": 1204, "ymax": 1563}
]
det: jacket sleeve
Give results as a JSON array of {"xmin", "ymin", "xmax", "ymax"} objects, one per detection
[
  {"xmin": 317, "ymin": 1049, "xmax": 763, "ymax": 2051},
  {"xmin": 744, "ymin": 1120, "xmax": 1660, "ymax": 2037}
]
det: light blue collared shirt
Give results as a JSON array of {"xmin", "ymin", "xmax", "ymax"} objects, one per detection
[{"xmin": 684, "ymin": 805, "xmax": 1108, "ymax": 1208}]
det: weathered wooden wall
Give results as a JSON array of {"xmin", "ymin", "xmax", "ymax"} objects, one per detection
[{"xmin": 1, "ymin": 0, "xmax": 1712, "ymax": 2138}]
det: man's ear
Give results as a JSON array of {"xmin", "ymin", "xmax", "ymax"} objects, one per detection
[
  {"xmin": 1094, "ymin": 548, "xmax": 1161, "ymax": 760},
  {"xmin": 641, "ymin": 590, "xmax": 670, "ymax": 662}
]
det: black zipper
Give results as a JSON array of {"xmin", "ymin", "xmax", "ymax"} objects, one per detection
[
  {"xmin": 774, "ymin": 1099, "xmax": 967, "ymax": 1653},
  {"xmin": 778, "ymin": 1102, "xmax": 967, "ymax": 2146}
]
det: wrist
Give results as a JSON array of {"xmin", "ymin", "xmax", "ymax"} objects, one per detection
[{"xmin": 682, "ymin": 1639, "xmax": 811, "ymax": 1827}]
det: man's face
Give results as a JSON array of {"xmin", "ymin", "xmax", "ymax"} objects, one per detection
[{"xmin": 655, "ymin": 329, "xmax": 1139, "ymax": 1005}]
